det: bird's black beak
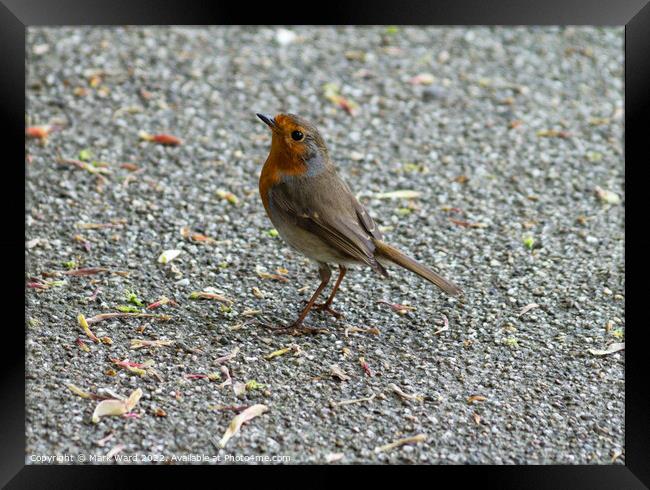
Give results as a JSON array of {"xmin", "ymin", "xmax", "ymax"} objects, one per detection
[{"xmin": 256, "ymin": 113, "xmax": 276, "ymax": 129}]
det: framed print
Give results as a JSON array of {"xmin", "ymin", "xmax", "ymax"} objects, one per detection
[{"xmin": 3, "ymin": 0, "xmax": 647, "ymax": 487}]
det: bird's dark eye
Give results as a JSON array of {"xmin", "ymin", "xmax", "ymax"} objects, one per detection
[{"xmin": 291, "ymin": 130, "xmax": 304, "ymax": 141}]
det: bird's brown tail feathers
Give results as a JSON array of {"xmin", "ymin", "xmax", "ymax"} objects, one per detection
[{"xmin": 373, "ymin": 240, "xmax": 462, "ymax": 296}]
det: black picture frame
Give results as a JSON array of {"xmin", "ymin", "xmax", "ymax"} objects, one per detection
[{"xmin": 4, "ymin": 0, "xmax": 645, "ymax": 487}]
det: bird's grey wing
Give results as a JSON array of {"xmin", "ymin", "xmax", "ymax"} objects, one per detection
[
  {"xmin": 269, "ymin": 182, "xmax": 387, "ymax": 275},
  {"xmin": 352, "ymin": 197, "xmax": 383, "ymax": 241}
]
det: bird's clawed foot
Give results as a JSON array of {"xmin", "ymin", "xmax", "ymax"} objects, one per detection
[{"xmin": 313, "ymin": 302, "xmax": 344, "ymax": 319}]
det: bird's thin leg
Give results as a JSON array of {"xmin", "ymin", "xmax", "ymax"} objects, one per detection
[
  {"xmin": 314, "ymin": 265, "xmax": 347, "ymax": 318},
  {"xmin": 291, "ymin": 264, "xmax": 331, "ymax": 325},
  {"xmin": 272, "ymin": 264, "xmax": 331, "ymax": 335}
]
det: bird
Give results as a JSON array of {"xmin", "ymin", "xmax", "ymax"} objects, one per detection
[{"xmin": 257, "ymin": 112, "xmax": 462, "ymax": 334}]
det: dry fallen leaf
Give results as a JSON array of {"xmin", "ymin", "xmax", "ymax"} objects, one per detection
[
  {"xmin": 216, "ymin": 346, "xmax": 240, "ymax": 364},
  {"xmin": 219, "ymin": 366, "xmax": 232, "ymax": 388},
  {"xmin": 610, "ymin": 449, "xmax": 623, "ymax": 463},
  {"xmin": 448, "ymin": 218, "xmax": 487, "ymax": 229},
  {"xmin": 409, "ymin": 73, "xmax": 435, "ymax": 85},
  {"xmin": 233, "ymin": 382, "xmax": 247, "ymax": 397},
  {"xmin": 323, "ymin": 83, "xmax": 359, "ymax": 116},
  {"xmin": 75, "ymin": 338, "xmax": 91, "ymax": 352},
  {"xmin": 434, "ymin": 314, "xmax": 450, "ymax": 335},
  {"xmin": 111, "ymin": 358, "xmax": 154, "ymax": 377},
  {"xmin": 218, "ymin": 404, "xmax": 269, "ymax": 448},
  {"xmin": 95, "ymin": 432, "xmax": 115, "ymax": 447},
  {"xmin": 344, "ymin": 326, "xmax": 381, "ymax": 337},
  {"xmin": 189, "ymin": 291, "xmax": 233, "ymax": 304},
  {"xmin": 76, "ymin": 220, "xmax": 126, "ymax": 230},
  {"xmin": 105, "ymin": 444, "xmax": 125, "ymax": 460},
  {"xmin": 330, "ymin": 364, "xmax": 350, "ymax": 381},
  {"xmin": 92, "ymin": 388, "xmax": 142, "ymax": 423},
  {"xmin": 375, "ymin": 190, "xmax": 421, "ymax": 200},
  {"xmin": 331, "ymin": 394, "xmax": 376, "ymax": 407},
  {"xmin": 146, "ymin": 296, "xmax": 177, "ymax": 310},
  {"xmin": 359, "ymin": 356, "xmax": 373, "ymax": 376},
  {"xmin": 216, "ymin": 189, "xmax": 239, "ymax": 205},
  {"xmin": 588, "ymin": 343, "xmax": 625, "ymax": 356},
  {"xmin": 467, "ymin": 395, "xmax": 487, "ymax": 405},
  {"xmin": 180, "ymin": 226, "xmax": 216, "ymax": 244},
  {"xmin": 91, "ymin": 400, "xmax": 129, "ymax": 422},
  {"xmin": 78, "ymin": 313, "xmax": 100, "ymax": 343},
  {"xmin": 63, "ymin": 267, "xmax": 110, "ymax": 276},
  {"xmin": 85, "ymin": 312, "xmax": 171, "ymax": 324},
  {"xmin": 256, "ymin": 265, "xmax": 290, "ymax": 282},
  {"xmin": 26, "ymin": 238, "xmax": 42, "ymax": 249},
  {"xmin": 377, "ymin": 300, "xmax": 416, "ymax": 315},
  {"xmin": 325, "ymin": 452, "xmax": 345, "ymax": 463},
  {"xmin": 265, "ymin": 344, "xmax": 299, "ymax": 360},
  {"xmin": 389, "ymin": 383, "xmax": 424, "ymax": 402},
  {"xmin": 66, "ymin": 384, "xmax": 93, "ymax": 399},
  {"xmin": 130, "ymin": 339, "xmax": 174, "ymax": 350},
  {"xmin": 453, "ymin": 175, "xmax": 470, "ymax": 184},
  {"xmin": 139, "ymin": 131, "xmax": 182, "ymax": 146},
  {"xmin": 374, "ymin": 434, "xmax": 427, "ymax": 453},
  {"xmin": 26, "ymin": 125, "xmax": 53, "ymax": 140},
  {"xmin": 594, "ymin": 186, "xmax": 621, "ymax": 205},
  {"xmin": 536, "ymin": 129, "xmax": 571, "ymax": 138},
  {"xmin": 519, "ymin": 303, "xmax": 540, "ymax": 317},
  {"xmin": 120, "ymin": 162, "xmax": 140, "ymax": 171},
  {"xmin": 158, "ymin": 249, "xmax": 182, "ymax": 264}
]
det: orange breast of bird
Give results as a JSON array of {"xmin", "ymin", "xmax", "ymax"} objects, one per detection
[{"xmin": 259, "ymin": 142, "xmax": 308, "ymax": 214}]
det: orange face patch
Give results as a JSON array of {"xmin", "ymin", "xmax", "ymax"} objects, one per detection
[
  {"xmin": 273, "ymin": 115, "xmax": 310, "ymax": 153},
  {"xmin": 266, "ymin": 114, "xmax": 310, "ymax": 172}
]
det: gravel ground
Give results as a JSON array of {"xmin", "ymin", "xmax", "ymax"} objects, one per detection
[{"xmin": 25, "ymin": 26, "xmax": 624, "ymax": 465}]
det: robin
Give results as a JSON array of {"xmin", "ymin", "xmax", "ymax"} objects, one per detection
[{"xmin": 257, "ymin": 113, "xmax": 462, "ymax": 334}]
